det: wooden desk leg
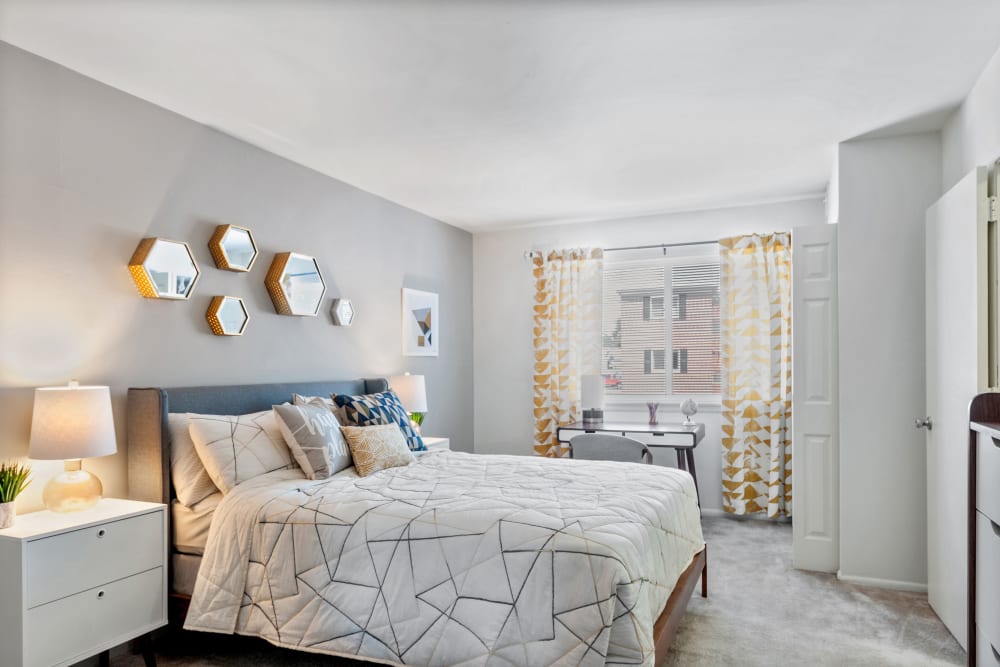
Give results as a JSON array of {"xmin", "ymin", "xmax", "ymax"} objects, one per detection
[
  {"xmin": 675, "ymin": 449, "xmax": 686, "ymax": 471},
  {"xmin": 684, "ymin": 449, "xmax": 700, "ymax": 506}
]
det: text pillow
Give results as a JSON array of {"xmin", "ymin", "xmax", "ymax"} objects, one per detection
[
  {"xmin": 167, "ymin": 413, "xmax": 219, "ymax": 507},
  {"xmin": 341, "ymin": 424, "xmax": 415, "ymax": 477},
  {"xmin": 188, "ymin": 410, "xmax": 292, "ymax": 493},
  {"xmin": 273, "ymin": 403, "xmax": 352, "ymax": 479},
  {"xmin": 332, "ymin": 390, "xmax": 425, "ymax": 452}
]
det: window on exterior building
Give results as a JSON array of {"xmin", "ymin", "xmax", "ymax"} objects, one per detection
[
  {"xmin": 601, "ymin": 244, "xmax": 720, "ymax": 398},
  {"xmin": 672, "ymin": 349, "xmax": 688, "ymax": 373},
  {"xmin": 672, "ymin": 293, "xmax": 687, "ymax": 320},
  {"xmin": 643, "ymin": 349, "xmax": 665, "ymax": 374},
  {"xmin": 643, "ymin": 295, "xmax": 665, "ymax": 320}
]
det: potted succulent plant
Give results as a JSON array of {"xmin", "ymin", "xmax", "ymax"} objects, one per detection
[{"xmin": 0, "ymin": 461, "xmax": 31, "ymax": 529}]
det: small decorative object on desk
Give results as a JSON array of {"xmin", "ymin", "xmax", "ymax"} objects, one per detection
[
  {"xmin": 0, "ymin": 461, "xmax": 31, "ymax": 529},
  {"xmin": 647, "ymin": 402, "xmax": 659, "ymax": 426},
  {"xmin": 680, "ymin": 398, "xmax": 699, "ymax": 426}
]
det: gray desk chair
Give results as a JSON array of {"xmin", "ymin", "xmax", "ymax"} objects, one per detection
[{"xmin": 569, "ymin": 433, "xmax": 653, "ymax": 464}]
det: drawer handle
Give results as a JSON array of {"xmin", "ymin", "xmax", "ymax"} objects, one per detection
[
  {"xmin": 97, "ymin": 529, "xmax": 106, "ymax": 538},
  {"xmin": 992, "ymin": 436, "xmax": 1000, "ymax": 449},
  {"xmin": 96, "ymin": 590, "xmax": 105, "ymax": 599},
  {"xmin": 992, "ymin": 518, "xmax": 1000, "ymax": 538}
]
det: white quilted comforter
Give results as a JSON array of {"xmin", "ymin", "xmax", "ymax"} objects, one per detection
[{"xmin": 185, "ymin": 451, "xmax": 704, "ymax": 666}]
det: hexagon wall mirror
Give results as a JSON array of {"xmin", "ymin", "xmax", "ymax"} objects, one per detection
[
  {"xmin": 206, "ymin": 296, "xmax": 249, "ymax": 336},
  {"xmin": 265, "ymin": 252, "xmax": 326, "ymax": 316},
  {"xmin": 128, "ymin": 238, "xmax": 200, "ymax": 299},
  {"xmin": 331, "ymin": 298, "xmax": 355, "ymax": 326},
  {"xmin": 208, "ymin": 224, "xmax": 258, "ymax": 272}
]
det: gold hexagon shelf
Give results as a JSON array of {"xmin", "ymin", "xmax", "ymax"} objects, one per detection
[
  {"xmin": 206, "ymin": 296, "xmax": 249, "ymax": 336},
  {"xmin": 128, "ymin": 237, "xmax": 200, "ymax": 300},
  {"xmin": 208, "ymin": 224, "xmax": 258, "ymax": 272},
  {"xmin": 264, "ymin": 252, "xmax": 326, "ymax": 316}
]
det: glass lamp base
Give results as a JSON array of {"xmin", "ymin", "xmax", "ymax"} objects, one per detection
[{"xmin": 43, "ymin": 460, "xmax": 103, "ymax": 513}]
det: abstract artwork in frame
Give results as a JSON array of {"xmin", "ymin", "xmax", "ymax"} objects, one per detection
[{"xmin": 401, "ymin": 288, "xmax": 439, "ymax": 357}]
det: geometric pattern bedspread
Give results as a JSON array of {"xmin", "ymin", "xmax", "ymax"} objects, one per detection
[{"xmin": 185, "ymin": 451, "xmax": 704, "ymax": 666}]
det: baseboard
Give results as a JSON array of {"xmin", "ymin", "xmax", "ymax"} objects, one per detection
[
  {"xmin": 700, "ymin": 508, "xmax": 726, "ymax": 517},
  {"xmin": 836, "ymin": 571, "xmax": 928, "ymax": 593}
]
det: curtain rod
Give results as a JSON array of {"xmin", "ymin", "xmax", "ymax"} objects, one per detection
[{"xmin": 523, "ymin": 240, "xmax": 717, "ymax": 260}]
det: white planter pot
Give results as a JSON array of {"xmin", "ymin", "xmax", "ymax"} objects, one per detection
[{"xmin": 0, "ymin": 501, "xmax": 15, "ymax": 529}]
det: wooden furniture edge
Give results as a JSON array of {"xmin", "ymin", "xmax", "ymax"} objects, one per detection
[{"xmin": 653, "ymin": 544, "xmax": 707, "ymax": 664}]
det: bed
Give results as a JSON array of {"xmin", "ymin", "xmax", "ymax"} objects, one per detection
[{"xmin": 127, "ymin": 379, "xmax": 707, "ymax": 666}]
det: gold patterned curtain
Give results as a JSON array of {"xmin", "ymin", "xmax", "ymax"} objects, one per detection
[
  {"xmin": 719, "ymin": 233, "xmax": 792, "ymax": 517},
  {"xmin": 532, "ymin": 248, "xmax": 603, "ymax": 457}
]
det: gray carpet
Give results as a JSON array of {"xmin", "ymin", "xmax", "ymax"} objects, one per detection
[{"xmin": 105, "ymin": 516, "xmax": 964, "ymax": 666}]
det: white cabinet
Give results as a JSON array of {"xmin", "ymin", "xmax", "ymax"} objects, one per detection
[
  {"xmin": 972, "ymin": 421, "xmax": 1000, "ymax": 665},
  {"xmin": 0, "ymin": 499, "xmax": 167, "ymax": 667}
]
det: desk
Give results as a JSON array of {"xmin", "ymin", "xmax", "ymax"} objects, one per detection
[{"xmin": 557, "ymin": 421, "xmax": 706, "ymax": 502}]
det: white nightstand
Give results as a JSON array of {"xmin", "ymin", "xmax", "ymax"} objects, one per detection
[
  {"xmin": 0, "ymin": 498, "xmax": 167, "ymax": 667},
  {"xmin": 423, "ymin": 437, "xmax": 451, "ymax": 451}
]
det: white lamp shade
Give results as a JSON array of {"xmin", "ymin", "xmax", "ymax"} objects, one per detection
[
  {"xmin": 581, "ymin": 374, "xmax": 605, "ymax": 410},
  {"xmin": 29, "ymin": 385, "xmax": 117, "ymax": 460},
  {"xmin": 389, "ymin": 374, "xmax": 428, "ymax": 412}
]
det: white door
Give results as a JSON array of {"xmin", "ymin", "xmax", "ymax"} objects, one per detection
[
  {"xmin": 925, "ymin": 166, "xmax": 989, "ymax": 649},
  {"xmin": 792, "ymin": 224, "xmax": 839, "ymax": 572}
]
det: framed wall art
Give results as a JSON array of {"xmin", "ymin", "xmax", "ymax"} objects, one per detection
[{"xmin": 401, "ymin": 288, "xmax": 438, "ymax": 357}]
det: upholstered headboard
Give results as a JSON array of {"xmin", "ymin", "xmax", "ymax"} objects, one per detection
[{"xmin": 126, "ymin": 378, "xmax": 389, "ymax": 504}]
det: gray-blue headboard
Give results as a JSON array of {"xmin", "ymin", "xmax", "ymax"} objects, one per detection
[{"xmin": 126, "ymin": 378, "xmax": 388, "ymax": 504}]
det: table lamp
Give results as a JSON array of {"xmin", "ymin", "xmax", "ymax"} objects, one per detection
[
  {"xmin": 29, "ymin": 381, "xmax": 117, "ymax": 512},
  {"xmin": 389, "ymin": 373, "xmax": 428, "ymax": 432}
]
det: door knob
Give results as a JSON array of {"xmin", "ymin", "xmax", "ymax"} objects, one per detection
[{"xmin": 915, "ymin": 417, "xmax": 933, "ymax": 430}]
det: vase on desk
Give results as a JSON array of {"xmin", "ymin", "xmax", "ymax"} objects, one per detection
[{"xmin": 646, "ymin": 402, "xmax": 659, "ymax": 426}]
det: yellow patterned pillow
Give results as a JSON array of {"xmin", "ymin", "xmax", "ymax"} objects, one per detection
[{"xmin": 341, "ymin": 424, "xmax": 415, "ymax": 477}]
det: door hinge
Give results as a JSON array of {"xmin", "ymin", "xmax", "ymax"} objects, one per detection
[{"xmin": 991, "ymin": 196, "xmax": 999, "ymax": 223}]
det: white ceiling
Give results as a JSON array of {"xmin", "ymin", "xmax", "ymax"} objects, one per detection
[{"xmin": 2, "ymin": 1, "xmax": 1000, "ymax": 231}]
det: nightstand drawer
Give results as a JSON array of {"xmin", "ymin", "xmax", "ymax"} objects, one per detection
[
  {"xmin": 24, "ymin": 567, "xmax": 163, "ymax": 667},
  {"xmin": 977, "ymin": 510, "xmax": 1000, "ymax": 653},
  {"xmin": 981, "ymin": 435, "xmax": 1000, "ymax": 523},
  {"xmin": 25, "ymin": 510, "xmax": 163, "ymax": 608}
]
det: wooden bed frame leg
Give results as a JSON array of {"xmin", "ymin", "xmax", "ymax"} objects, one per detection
[{"xmin": 701, "ymin": 545, "xmax": 708, "ymax": 597}]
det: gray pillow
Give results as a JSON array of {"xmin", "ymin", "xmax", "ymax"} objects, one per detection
[{"xmin": 273, "ymin": 403, "xmax": 352, "ymax": 479}]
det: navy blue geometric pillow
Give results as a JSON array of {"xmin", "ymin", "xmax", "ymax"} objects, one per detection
[{"xmin": 331, "ymin": 390, "xmax": 426, "ymax": 452}]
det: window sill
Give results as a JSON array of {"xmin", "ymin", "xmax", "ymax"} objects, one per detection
[{"xmin": 603, "ymin": 398, "xmax": 722, "ymax": 413}]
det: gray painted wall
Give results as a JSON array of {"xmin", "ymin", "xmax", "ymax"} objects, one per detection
[
  {"xmin": 0, "ymin": 43, "xmax": 474, "ymax": 512},
  {"xmin": 943, "ymin": 44, "xmax": 1000, "ymax": 189}
]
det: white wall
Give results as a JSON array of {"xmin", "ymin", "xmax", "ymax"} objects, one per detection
[
  {"xmin": 473, "ymin": 198, "xmax": 826, "ymax": 513},
  {"xmin": 943, "ymin": 45, "xmax": 1000, "ymax": 189},
  {"xmin": 0, "ymin": 43, "xmax": 474, "ymax": 513},
  {"xmin": 836, "ymin": 132, "xmax": 942, "ymax": 588}
]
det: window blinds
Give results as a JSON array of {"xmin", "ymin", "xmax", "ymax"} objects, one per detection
[{"xmin": 601, "ymin": 247, "xmax": 720, "ymax": 397}]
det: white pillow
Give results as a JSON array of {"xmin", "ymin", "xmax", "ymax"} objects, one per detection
[
  {"xmin": 168, "ymin": 413, "xmax": 219, "ymax": 507},
  {"xmin": 273, "ymin": 403, "xmax": 352, "ymax": 479},
  {"xmin": 188, "ymin": 410, "xmax": 293, "ymax": 493}
]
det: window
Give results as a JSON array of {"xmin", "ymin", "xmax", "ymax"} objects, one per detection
[
  {"xmin": 672, "ymin": 349, "xmax": 688, "ymax": 373},
  {"xmin": 643, "ymin": 295, "xmax": 665, "ymax": 320},
  {"xmin": 602, "ymin": 245, "xmax": 720, "ymax": 397},
  {"xmin": 672, "ymin": 293, "xmax": 687, "ymax": 320},
  {"xmin": 643, "ymin": 349, "xmax": 665, "ymax": 374}
]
